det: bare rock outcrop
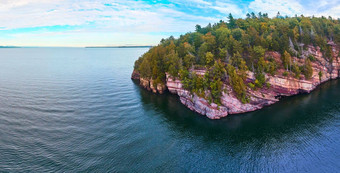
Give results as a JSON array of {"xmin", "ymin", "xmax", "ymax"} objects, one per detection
[
  {"xmin": 131, "ymin": 70, "xmax": 140, "ymax": 80},
  {"xmin": 131, "ymin": 70, "xmax": 167, "ymax": 94},
  {"xmin": 167, "ymin": 76, "xmax": 229, "ymax": 119}
]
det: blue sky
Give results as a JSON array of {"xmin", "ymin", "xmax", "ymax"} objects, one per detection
[{"xmin": 0, "ymin": 0, "xmax": 339, "ymax": 47}]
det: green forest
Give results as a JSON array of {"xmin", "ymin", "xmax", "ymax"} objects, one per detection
[{"xmin": 133, "ymin": 12, "xmax": 340, "ymax": 105}]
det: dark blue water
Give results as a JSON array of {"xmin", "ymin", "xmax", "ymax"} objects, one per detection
[{"xmin": 0, "ymin": 48, "xmax": 339, "ymax": 172}]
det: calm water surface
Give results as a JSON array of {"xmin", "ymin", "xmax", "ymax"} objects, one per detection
[{"xmin": 0, "ymin": 48, "xmax": 339, "ymax": 172}]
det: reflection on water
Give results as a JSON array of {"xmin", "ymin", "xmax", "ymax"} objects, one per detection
[
  {"xmin": 136, "ymin": 79, "xmax": 340, "ymax": 172},
  {"xmin": 137, "ymin": 79, "xmax": 338, "ymax": 131}
]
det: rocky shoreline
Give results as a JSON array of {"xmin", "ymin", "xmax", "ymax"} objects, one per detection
[{"xmin": 132, "ymin": 46, "xmax": 340, "ymax": 119}]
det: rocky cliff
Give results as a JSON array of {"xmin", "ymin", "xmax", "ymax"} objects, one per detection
[
  {"xmin": 132, "ymin": 70, "xmax": 167, "ymax": 94},
  {"xmin": 132, "ymin": 44, "xmax": 340, "ymax": 119}
]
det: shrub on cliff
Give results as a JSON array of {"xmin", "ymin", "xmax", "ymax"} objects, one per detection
[
  {"xmin": 318, "ymin": 71, "xmax": 323, "ymax": 82},
  {"xmin": 292, "ymin": 63, "xmax": 301, "ymax": 79},
  {"xmin": 138, "ymin": 57, "xmax": 152, "ymax": 78},
  {"xmin": 180, "ymin": 60, "xmax": 226, "ymax": 104},
  {"xmin": 227, "ymin": 64, "xmax": 248, "ymax": 103},
  {"xmin": 282, "ymin": 51, "xmax": 291, "ymax": 71},
  {"xmin": 264, "ymin": 57, "xmax": 277, "ymax": 76},
  {"xmin": 166, "ymin": 50, "xmax": 181, "ymax": 79},
  {"xmin": 282, "ymin": 71, "xmax": 289, "ymax": 77},
  {"xmin": 308, "ymin": 55, "xmax": 316, "ymax": 62},
  {"xmin": 303, "ymin": 59, "xmax": 313, "ymax": 80}
]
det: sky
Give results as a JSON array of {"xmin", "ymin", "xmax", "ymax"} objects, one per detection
[{"xmin": 0, "ymin": 0, "xmax": 339, "ymax": 47}]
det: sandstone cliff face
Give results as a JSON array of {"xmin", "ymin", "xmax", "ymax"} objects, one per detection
[
  {"xmin": 132, "ymin": 70, "xmax": 167, "ymax": 94},
  {"xmin": 131, "ymin": 70, "xmax": 140, "ymax": 80},
  {"xmin": 167, "ymin": 76, "xmax": 229, "ymax": 119},
  {"xmin": 166, "ymin": 73, "xmax": 276, "ymax": 119},
  {"xmin": 133, "ymin": 45, "xmax": 340, "ymax": 119}
]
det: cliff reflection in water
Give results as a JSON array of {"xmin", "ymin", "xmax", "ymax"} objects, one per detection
[
  {"xmin": 136, "ymin": 79, "xmax": 339, "ymax": 142},
  {"xmin": 134, "ymin": 79, "xmax": 339, "ymax": 172}
]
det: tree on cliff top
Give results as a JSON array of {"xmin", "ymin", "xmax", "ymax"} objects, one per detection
[{"xmin": 228, "ymin": 13, "xmax": 236, "ymax": 29}]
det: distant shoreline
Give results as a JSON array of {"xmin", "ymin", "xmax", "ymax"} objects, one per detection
[
  {"xmin": 0, "ymin": 46, "xmax": 21, "ymax": 48},
  {"xmin": 85, "ymin": 46, "xmax": 152, "ymax": 48},
  {"xmin": 0, "ymin": 46, "xmax": 153, "ymax": 48}
]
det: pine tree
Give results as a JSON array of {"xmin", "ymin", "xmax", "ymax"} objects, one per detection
[{"xmin": 227, "ymin": 13, "xmax": 236, "ymax": 29}]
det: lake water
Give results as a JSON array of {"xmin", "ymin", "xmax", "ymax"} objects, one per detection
[{"xmin": 0, "ymin": 48, "xmax": 339, "ymax": 172}]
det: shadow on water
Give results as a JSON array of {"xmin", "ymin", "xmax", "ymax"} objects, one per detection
[{"xmin": 133, "ymin": 79, "xmax": 340, "ymax": 144}]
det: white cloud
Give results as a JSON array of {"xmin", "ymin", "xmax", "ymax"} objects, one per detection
[
  {"xmin": 0, "ymin": 0, "xmax": 219, "ymax": 46},
  {"xmin": 0, "ymin": 0, "xmax": 339, "ymax": 46},
  {"xmin": 212, "ymin": 1, "xmax": 244, "ymax": 17},
  {"xmin": 0, "ymin": 0, "xmax": 216, "ymax": 32},
  {"xmin": 3, "ymin": 31, "xmax": 167, "ymax": 47},
  {"xmin": 0, "ymin": 0, "xmax": 338, "ymax": 31},
  {"xmin": 248, "ymin": 0, "xmax": 340, "ymax": 18},
  {"xmin": 170, "ymin": 0, "xmax": 212, "ymax": 6},
  {"xmin": 248, "ymin": 0, "xmax": 303, "ymax": 17},
  {"xmin": 188, "ymin": 0, "xmax": 212, "ymax": 5},
  {"xmin": 298, "ymin": 0, "xmax": 340, "ymax": 18}
]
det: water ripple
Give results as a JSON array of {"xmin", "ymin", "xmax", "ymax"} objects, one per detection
[{"xmin": 0, "ymin": 48, "xmax": 339, "ymax": 172}]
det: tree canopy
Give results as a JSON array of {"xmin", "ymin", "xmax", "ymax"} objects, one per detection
[{"xmin": 134, "ymin": 13, "xmax": 339, "ymax": 104}]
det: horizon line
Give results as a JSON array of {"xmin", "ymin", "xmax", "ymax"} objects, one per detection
[{"xmin": 0, "ymin": 45, "xmax": 155, "ymax": 48}]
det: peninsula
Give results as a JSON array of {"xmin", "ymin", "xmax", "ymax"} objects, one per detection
[{"xmin": 132, "ymin": 13, "xmax": 340, "ymax": 119}]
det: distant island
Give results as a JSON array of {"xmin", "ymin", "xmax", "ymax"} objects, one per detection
[
  {"xmin": 132, "ymin": 12, "xmax": 340, "ymax": 119},
  {"xmin": 0, "ymin": 46, "xmax": 21, "ymax": 48},
  {"xmin": 85, "ymin": 46, "xmax": 152, "ymax": 48}
]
